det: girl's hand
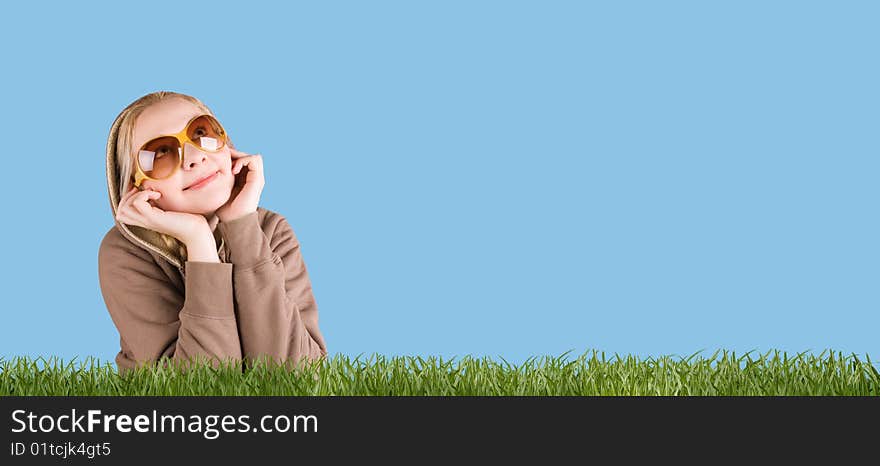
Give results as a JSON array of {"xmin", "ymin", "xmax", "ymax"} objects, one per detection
[
  {"xmin": 216, "ymin": 148, "xmax": 265, "ymax": 223},
  {"xmin": 115, "ymin": 186, "xmax": 210, "ymax": 244}
]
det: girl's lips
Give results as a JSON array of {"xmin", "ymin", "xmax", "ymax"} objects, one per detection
[{"xmin": 185, "ymin": 171, "xmax": 220, "ymax": 191}]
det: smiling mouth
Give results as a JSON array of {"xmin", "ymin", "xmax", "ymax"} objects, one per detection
[{"xmin": 184, "ymin": 171, "xmax": 220, "ymax": 191}]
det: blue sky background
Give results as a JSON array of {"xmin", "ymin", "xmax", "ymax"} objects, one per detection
[{"xmin": 0, "ymin": 1, "xmax": 877, "ymax": 368}]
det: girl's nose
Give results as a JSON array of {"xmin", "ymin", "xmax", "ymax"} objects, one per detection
[{"xmin": 182, "ymin": 143, "xmax": 208, "ymax": 169}]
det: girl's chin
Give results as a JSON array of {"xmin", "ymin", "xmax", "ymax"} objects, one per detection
[{"xmin": 180, "ymin": 189, "xmax": 232, "ymax": 212}]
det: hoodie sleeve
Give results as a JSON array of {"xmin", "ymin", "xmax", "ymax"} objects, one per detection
[
  {"xmin": 217, "ymin": 210, "xmax": 328, "ymax": 367},
  {"xmin": 98, "ymin": 231, "xmax": 242, "ymax": 373}
]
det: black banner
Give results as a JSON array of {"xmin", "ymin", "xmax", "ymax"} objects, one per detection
[{"xmin": 1, "ymin": 396, "xmax": 876, "ymax": 463}]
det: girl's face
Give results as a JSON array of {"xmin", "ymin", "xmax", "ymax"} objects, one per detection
[{"xmin": 130, "ymin": 98, "xmax": 234, "ymax": 215}]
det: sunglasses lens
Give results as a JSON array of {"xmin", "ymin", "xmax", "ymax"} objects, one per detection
[
  {"xmin": 187, "ymin": 115, "xmax": 227, "ymax": 152},
  {"xmin": 138, "ymin": 136, "xmax": 180, "ymax": 180}
]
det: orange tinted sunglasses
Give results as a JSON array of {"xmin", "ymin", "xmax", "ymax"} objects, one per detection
[{"xmin": 132, "ymin": 114, "xmax": 229, "ymax": 188}]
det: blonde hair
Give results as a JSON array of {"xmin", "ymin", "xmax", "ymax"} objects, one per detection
[{"xmin": 112, "ymin": 91, "xmax": 219, "ymax": 263}]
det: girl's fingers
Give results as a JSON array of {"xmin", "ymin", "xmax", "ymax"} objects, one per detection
[
  {"xmin": 130, "ymin": 200, "xmax": 149, "ymax": 216},
  {"xmin": 131, "ymin": 191, "xmax": 161, "ymax": 215},
  {"xmin": 120, "ymin": 187, "xmax": 135, "ymax": 205},
  {"xmin": 121, "ymin": 187, "xmax": 140, "ymax": 207},
  {"xmin": 119, "ymin": 196, "xmax": 132, "ymax": 212},
  {"xmin": 134, "ymin": 189, "xmax": 159, "ymax": 203},
  {"xmin": 116, "ymin": 210, "xmax": 140, "ymax": 227},
  {"xmin": 118, "ymin": 189, "xmax": 163, "ymax": 228},
  {"xmin": 118, "ymin": 190, "xmax": 152, "ymax": 223},
  {"xmin": 233, "ymin": 155, "xmax": 263, "ymax": 174},
  {"xmin": 233, "ymin": 158, "xmax": 248, "ymax": 174}
]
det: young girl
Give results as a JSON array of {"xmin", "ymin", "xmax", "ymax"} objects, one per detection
[{"xmin": 98, "ymin": 91, "xmax": 328, "ymax": 374}]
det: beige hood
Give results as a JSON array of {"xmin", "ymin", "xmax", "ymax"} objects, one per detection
[{"xmin": 105, "ymin": 110, "xmax": 188, "ymax": 270}]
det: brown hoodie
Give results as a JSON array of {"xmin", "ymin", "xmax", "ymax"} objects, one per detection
[{"xmin": 98, "ymin": 113, "xmax": 328, "ymax": 374}]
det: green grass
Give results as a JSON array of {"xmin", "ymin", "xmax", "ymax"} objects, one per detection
[{"xmin": 1, "ymin": 349, "xmax": 878, "ymax": 396}]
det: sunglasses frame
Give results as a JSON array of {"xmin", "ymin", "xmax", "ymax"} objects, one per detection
[{"xmin": 132, "ymin": 113, "xmax": 229, "ymax": 188}]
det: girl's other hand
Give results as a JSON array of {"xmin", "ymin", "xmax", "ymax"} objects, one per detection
[
  {"xmin": 216, "ymin": 148, "xmax": 265, "ymax": 223},
  {"xmin": 115, "ymin": 186, "xmax": 209, "ymax": 244}
]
